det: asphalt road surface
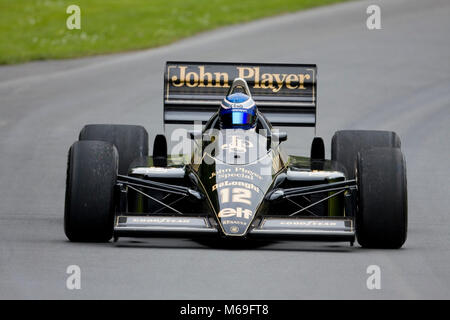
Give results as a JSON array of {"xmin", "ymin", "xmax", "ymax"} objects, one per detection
[{"xmin": 0, "ymin": 0, "xmax": 449, "ymax": 299}]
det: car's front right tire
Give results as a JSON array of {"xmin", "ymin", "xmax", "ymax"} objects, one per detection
[
  {"xmin": 356, "ymin": 147, "xmax": 408, "ymax": 248},
  {"xmin": 64, "ymin": 140, "xmax": 118, "ymax": 242}
]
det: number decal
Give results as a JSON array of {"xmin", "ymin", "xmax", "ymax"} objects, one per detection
[
  {"xmin": 219, "ymin": 187, "xmax": 252, "ymax": 205},
  {"xmin": 219, "ymin": 188, "xmax": 230, "ymax": 203},
  {"xmin": 231, "ymin": 188, "xmax": 251, "ymax": 205}
]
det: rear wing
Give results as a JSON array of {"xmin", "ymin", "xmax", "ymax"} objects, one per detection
[{"xmin": 164, "ymin": 61, "xmax": 317, "ymax": 127}]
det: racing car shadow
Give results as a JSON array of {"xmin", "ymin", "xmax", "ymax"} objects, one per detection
[{"xmin": 114, "ymin": 238, "xmax": 355, "ymax": 253}]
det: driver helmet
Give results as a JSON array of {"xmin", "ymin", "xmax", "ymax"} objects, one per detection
[{"xmin": 219, "ymin": 78, "xmax": 257, "ymax": 130}]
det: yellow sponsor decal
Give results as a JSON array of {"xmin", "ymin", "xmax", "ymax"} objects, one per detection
[
  {"xmin": 212, "ymin": 181, "xmax": 259, "ymax": 193},
  {"xmin": 218, "ymin": 207, "xmax": 253, "ymax": 220},
  {"xmin": 209, "ymin": 167, "xmax": 262, "ymax": 181},
  {"xmin": 169, "ymin": 65, "xmax": 312, "ymax": 92},
  {"xmin": 222, "ymin": 220, "xmax": 248, "ymax": 226}
]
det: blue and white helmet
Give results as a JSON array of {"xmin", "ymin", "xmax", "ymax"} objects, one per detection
[{"xmin": 219, "ymin": 78, "xmax": 257, "ymax": 130}]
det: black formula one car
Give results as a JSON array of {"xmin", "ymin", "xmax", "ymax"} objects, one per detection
[{"xmin": 64, "ymin": 62, "xmax": 407, "ymax": 248}]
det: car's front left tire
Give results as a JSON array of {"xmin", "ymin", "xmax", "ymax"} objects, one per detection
[{"xmin": 64, "ymin": 140, "xmax": 118, "ymax": 242}]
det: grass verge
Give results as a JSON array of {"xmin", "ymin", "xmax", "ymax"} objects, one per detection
[{"xmin": 0, "ymin": 0, "xmax": 349, "ymax": 64}]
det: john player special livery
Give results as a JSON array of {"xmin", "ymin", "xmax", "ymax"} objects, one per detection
[{"xmin": 64, "ymin": 62, "xmax": 407, "ymax": 248}]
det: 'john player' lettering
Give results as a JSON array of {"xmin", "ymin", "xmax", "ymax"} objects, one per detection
[
  {"xmin": 172, "ymin": 66, "xmax": 228, "ymax": 88},
  {"xmin": 170, "ymin": 65, "xmax": 312, "ymax": 92}
]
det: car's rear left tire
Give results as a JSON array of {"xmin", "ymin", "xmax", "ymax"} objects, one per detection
[
  {"xmin": 356, "ymin": 147, "xmax": 407, "ymax": 248},
  {"xmin": 332, "ymin": 130, "xmax": 401, "ymax": 179},
  {"xmin": 64, "ymin": 141, "xmax": 118, "ymax": 242}
]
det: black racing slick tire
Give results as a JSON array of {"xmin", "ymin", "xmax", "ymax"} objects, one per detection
[
  {"xmin": 79, "ymin": 124, "xmax": 148, "ymax": 175},
  {"xmin": 356, "ymin": 147, "xmax": 408, "ymax": 249},
  {"xmin": 332, "ymin": 130, "xmax": 401, "ymax": 179},
  {"xmin": 64, "ymin": 141, "xmax": 118, "ymax": 242}
]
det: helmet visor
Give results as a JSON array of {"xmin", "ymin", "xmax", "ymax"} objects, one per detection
[{"xmin": 220, "ymin": 109, "xmax": 256, "ymax": 129}]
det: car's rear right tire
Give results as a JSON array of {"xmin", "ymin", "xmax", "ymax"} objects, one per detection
[
  {"xmin": 356, "ymin": 147, "xmax": 407, "ymax": 249},
  {"xmin": 79, "ymin": 124, "xmax": 148, "ymax": 175},
  {"xmin": 64, "ymin": 141, "xmax": 118, "ymax": 242}
]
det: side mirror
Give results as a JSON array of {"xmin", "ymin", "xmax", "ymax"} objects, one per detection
[{"xmin": 272, "ymin": 131, "xmax": 288, "ymax": 143}]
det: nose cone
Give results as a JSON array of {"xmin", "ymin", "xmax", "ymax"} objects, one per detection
[
  {"xmin": 199, "ymin": 132, "xmax": 276, "ymax": 236},
  {"xmin": 213, "ymin": 179, "xmax": 264, "ymax": 236}
]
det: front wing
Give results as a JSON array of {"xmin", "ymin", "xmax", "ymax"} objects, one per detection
[{"xmin": 114, "ymin": 215, "xmax": 355, "ymax": 242}]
